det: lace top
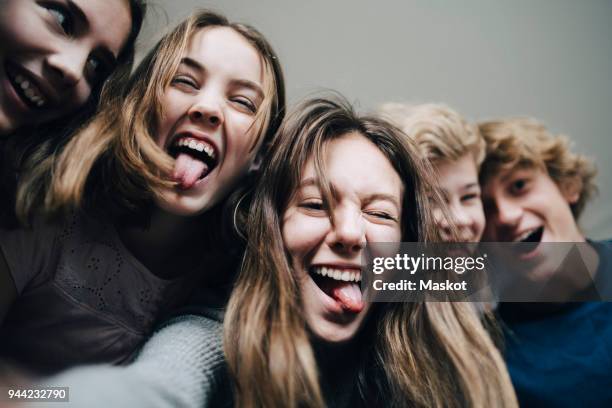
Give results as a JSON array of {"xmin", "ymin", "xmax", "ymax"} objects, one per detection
[{"xmin": 0, "ymin": 212, "xmax": 194, "ymax": 375}]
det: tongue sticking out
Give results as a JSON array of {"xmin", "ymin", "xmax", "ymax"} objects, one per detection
[
  {"xmin": 318, "ymin": 278, "xmax": 364, "ymax": 313},
  {"xmin": 333, "ymin": 282, "xmax": 364, "ymax": 313},
  {"xmin": 173, "ymin": 153, "xmax": 209, "ymax": 189}
]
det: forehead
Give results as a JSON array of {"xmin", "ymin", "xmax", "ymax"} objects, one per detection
[
  {"xmin": 186, "ymin": 26, "xmax": 263, "ymax": 85},
  {"xmin": 435, "ymin": 153, "xmax": 479, "ymax": 189},
  {"xmin": 301, "ymin": 132, "xmax": 403, "ymax": 196},
  {"xmin": 75, "ymin": 0, "xmax": 132, "ymax": 58}
]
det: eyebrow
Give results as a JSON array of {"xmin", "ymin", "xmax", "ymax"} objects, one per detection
[
  {"xmin": 298, "ymin": 177, "xmax": 317, "ymax": 188},
  {"xmin": 364, "ymin": 193, "xmax": 401, "ymax": 209},
  {"xmin": 180, "ymin": 58, "xmax": 264, "ymax": 99},
  {"xmin": 462, "ymin": 183, "xmax": 480, "ymax": 190}
]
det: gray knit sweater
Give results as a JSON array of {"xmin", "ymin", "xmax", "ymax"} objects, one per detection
[{"xmin": 30, "ymin": 313, "xmax": 231, "ymax": 408}]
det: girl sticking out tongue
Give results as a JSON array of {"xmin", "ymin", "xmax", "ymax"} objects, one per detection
[
  {"xmin": 0, "ymin": 10, "xmax": 284, "ymax": 375},
  {"xmin": 224, "ymin": 96, "xmax": 518, "ymax": 408}
]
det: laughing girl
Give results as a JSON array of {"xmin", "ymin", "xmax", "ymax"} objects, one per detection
[
  {"xmin": 225, "ymin": 96, "xmax": 517, "ymax": 407},
  {"xmin": 0, "ymin": 0, "xmax": 146, "ymax": 224},
  {"xmin": 0, "ymin": 9, "xmax": 284, "ymax": 375},
  {"xmin": 28, "ymin": 96, "xmax": 515, "ymax": 408}
]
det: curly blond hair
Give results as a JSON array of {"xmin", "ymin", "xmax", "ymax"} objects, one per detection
[
  {"xmin": 478, "ymin": 117, "xmax": 597, "ymax": 219},
  {"xmin": 379, "ymin": 102, "xmax": 485, "ymax": 167}
]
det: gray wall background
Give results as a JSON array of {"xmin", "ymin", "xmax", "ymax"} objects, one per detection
[{"xmin": 138, "ymin": 0, "xmax": 612, "ymax": 239}]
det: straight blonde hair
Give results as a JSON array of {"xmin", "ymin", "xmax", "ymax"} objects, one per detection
[{"xmin": 225, "ymin": 96, "xmax": 517, "ymax": 408}]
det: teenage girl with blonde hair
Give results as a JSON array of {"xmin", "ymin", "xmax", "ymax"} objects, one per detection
[{"xmin": 224, "ymin": 96, "xmax": 517, "ymax": 407}]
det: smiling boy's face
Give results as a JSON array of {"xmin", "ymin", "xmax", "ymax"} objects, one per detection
[{"xmin": 481, "ymin": 164, "xmax": 584, "ymax": 244}]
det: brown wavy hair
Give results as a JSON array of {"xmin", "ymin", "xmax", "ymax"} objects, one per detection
[
  {"xmin": 224, "ymin": 96, "xmax": 517, "ymax": 408},
  {"xmin": 16, "ymin": 9, "xmax": 285, "ymax": 224},
  {"xmin": 478, "ymin": 117, "xmax": 597, "ymax": 219}
]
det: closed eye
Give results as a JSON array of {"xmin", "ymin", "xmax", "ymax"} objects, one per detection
[
  {"xmin": 299, "ymin": 201, "xmax": 324, "ymax": 210},
  {"xmin": 232, "ymin": 97, "xmax": 257, "ymax": 113},
  {"xmin": 365, "ymin": 210, "xmax": 397, "ymax": 221},
  {"xmin": 171, "ymin": 75, "xmax": 198, "ymax": 90}
]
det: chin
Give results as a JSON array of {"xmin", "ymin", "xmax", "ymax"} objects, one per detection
[
  {"xmin": 156, "ymin": 195, "xmax": 213, "ymax": 217},
  {"xmin": 310, "ymin": 319, "xmax": 361, "ymax": 345}
]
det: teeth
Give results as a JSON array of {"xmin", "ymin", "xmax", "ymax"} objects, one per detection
[
  {"xmin": 174, "ymin": 137, "xmax": 216, "ymax": 160},
  {"xmin": 204, "ymin": 145, "xmax": 215, "ymax": 159},
  {"xmin": 312, "ymin": 267, "xmax": 361, "ymax": 282},
  {"xmin": 12, "ymin": 73, "xmax": 46, "ymax": 107},
  {"xmin": 514, "ymin": 229, "xmax": 537, "ymax": 242}
]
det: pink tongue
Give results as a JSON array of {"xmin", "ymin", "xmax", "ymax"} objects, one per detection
[
  {"xmin": 173, "ymin": 153, "xmax": 209, "ymax": 189},
  {"xmin": 331, "ymin": 282, "xmax": 364, "ymax": 313}
]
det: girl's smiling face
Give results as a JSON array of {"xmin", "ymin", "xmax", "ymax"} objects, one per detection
[
  {"xmin": 155, "ymin": 26, "xmax": 266, "ymax": 216},
  {"xmin": 282, "ymin": 132, "xmax": 403, "ymax": 344},
  {"xmin": 433, "ymin": 153, "xmax": 485, "ymax": 243},
  {"xmin": 0, "ymin": 0, "xmax": 132, "ymax": 135}
]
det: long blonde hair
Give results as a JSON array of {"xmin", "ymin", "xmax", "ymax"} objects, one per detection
[
  {"xmin": 224, "ymin": 96, "xmax": 517, "ymax": 408},
  {"xmin": 16, "ymin": 9, "xmax": 285, "ymax": 223}
]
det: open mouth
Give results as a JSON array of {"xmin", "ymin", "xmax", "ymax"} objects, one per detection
[
  {"xmin": 5, "ymin": 62, "xmax": 48, "ymax": 109},
  {"xmin": 309, "ymin": 266, "xmax": 364, "ymax": 313},
  {"xmin": 512, "ymin": 226, "xmax": 544, "ymax": 254},
  {"xmin": 168, "ymin": 135, "xmax": 218, "ymax": 189}
]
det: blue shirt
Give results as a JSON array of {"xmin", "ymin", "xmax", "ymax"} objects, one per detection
[{"xmin": 499, "ymin": 240, "xmax": 612, "ymax": 408}]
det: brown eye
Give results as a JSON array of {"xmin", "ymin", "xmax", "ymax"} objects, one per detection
[
  {"xmin": 510, "ymin": 179, "xmax": 528, "ymax": 194},
  {"xmin": 461, "ymin": 192, "xmax": 480, "ymax": 202}
]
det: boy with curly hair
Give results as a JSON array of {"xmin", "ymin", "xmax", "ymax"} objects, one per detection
[{"xmin": 479, "ymin": 117, "xmax": 612, "ymax": 407}]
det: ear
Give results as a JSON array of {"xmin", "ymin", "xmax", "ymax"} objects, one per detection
[{"xmin": 560, "ymin": 175, "xmax": 582, "ymax": 205}]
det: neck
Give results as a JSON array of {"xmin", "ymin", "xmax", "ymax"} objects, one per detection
[
  {"xmin": 118, "ymin": 208, "xmax": 206, "ymax": 279},
  {"xmin": 312, "ymin": 336, "xmax": 362, "ymax": 392}
]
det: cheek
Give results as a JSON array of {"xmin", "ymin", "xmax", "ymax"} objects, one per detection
[
  {"xmin": 226, "ymin": 115, "xmax": 258, "ymax": 154},
  {"xmin": 282, "ymin": 215, "xmax": 329, "ymax": 263},
  {"xmin": 366, "ymin": 224, "xmax": 402, "ymax": 243},
  {"xmin": 470, "ymin": 204, "xmax": 486, "ymax": 230},
  {"xmin": 220, "ymin": 118, "xmax": 260, "ymax": 176},
  {"xmin": 64, "ymin": 84, "xmax": 92, "ymax": 111},
  {"xmin": 154, "ymin": 93, "xmax": 183, "ymax": 147}
]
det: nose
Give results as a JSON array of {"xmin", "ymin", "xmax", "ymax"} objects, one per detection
[
  {"xmin": 188, "ymin": 92, "xmax": 224, "ymax": 128},
  {"xmin": 327, "ymin": 206, "xmax": 366, "ymax": 254},
  {"xmin": 494, "ymin": 197, "xmax": 522, "ymax": 227},
  {"xmin": 45, "ymin": 47, "xmax": 85, "ymax": 87}
]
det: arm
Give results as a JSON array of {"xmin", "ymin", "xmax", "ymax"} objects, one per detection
[
  {"xmin": 0, "ymin": 249, "xmax": 16, "ymax": 323},
  {"xmin": 29, "ymin": 314, "xmax": 231, "ymax": 408}
]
